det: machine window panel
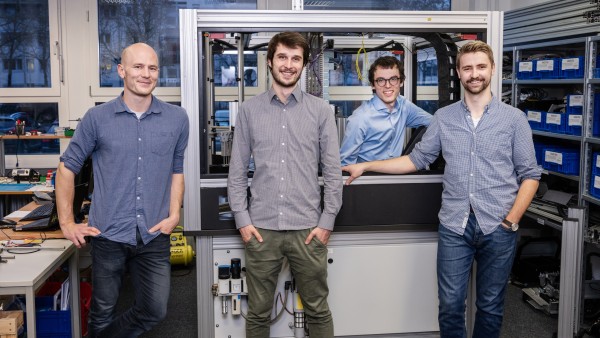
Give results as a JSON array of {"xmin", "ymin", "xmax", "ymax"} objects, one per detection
[
  {"xmin": 214, "ymin": 53, "xmax": 258, "ymax": 87},
  {"xmin": 328, "ymin": 51, "xmax": 402, "ymax": 87}
]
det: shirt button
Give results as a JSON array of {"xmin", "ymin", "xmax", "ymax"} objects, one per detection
[
  {"xmin": 282, "ymin": 142, "xmax": 285, "ymax": 146},
  {"xmin": 471, "ymin": 152, "xmax": 474, "ymax": 155},
  {"xmin": 138, "ymin": 138, "xmax": 141, "ymax": 141},
  {"xmin": 281, "ymin": 160, "xmax": 285, "ymax": 163},
  {"xmin": 280, "ymin": 195, "xmax": 283, "ymax": 198},
  {"xmin": 279, "ymin": 212, "xmax": 283, "ymax": 215},
  {"xmin": 470, "ymin": 193, "xmax": 473, "ymax": 197},
  {"xmin": 282, "ymin": 125, "xmax": 286, "ymax": 129},
  {"xmin": 281, "ymin": 177, "xmax": 284, "ymax": 180},
  {"xmin": 137, "ymin": 215, "xmax": 140, "ymax": 218},
  {"xmin": 470, "ymin": 173, "xmax": 473, "ymax": 176},
  {"xmin": 138, "ymin": 177, "xmax": 141, "ymax": 180},
  {"xmin": 137, "ymin": 196, "xmax": 140, "ymax": 200},
  {"xmin": 138, "ymin": 157, "xmax": 142, "ymax": 160}
]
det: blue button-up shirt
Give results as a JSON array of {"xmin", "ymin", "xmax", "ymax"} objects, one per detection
[
  {"xmin": 408, "ymin": 96, "xmax": 541, "ymax": 235},
  {"xmin": 340, "ymin": 95, "xmax": 432, "ymax": 166},
  {"xmin": 60, "ymin": 94, "xmax": 189, "ymax": 245}
]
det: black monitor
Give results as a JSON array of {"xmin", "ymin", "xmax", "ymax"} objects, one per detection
[{"xmin": 72, "ymin": 157, "xmax": 93, "ymax": 222}]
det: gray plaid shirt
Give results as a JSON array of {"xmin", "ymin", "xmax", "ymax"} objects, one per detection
[{"xmin": 228, "ymin": 86, "xmax": 343, "ymax": 231}]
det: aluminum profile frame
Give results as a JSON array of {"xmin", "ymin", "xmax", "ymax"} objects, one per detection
[{"xmin": 179, "ymin": 9, "xmax": 503, "ymax": 338}]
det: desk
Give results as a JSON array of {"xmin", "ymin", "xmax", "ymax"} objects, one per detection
[
  {"xmin": 0, "ymin": 202, "xmax": 64, "ymax": 240},
  {"xmin": 0, "ymin": 181, "xmax": 54, "ymax": 218},
  {"xmin": 0, "ymin": 239, "xmax": 80, "ymax": 338}
]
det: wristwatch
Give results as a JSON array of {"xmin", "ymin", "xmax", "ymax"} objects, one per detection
[{"xmin": 502, "ymin": 218, "xmax": 519, "ymax": 232}]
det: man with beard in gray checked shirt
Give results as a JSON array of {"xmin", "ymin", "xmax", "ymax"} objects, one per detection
[{"xmin": 227, "ymin": 32, "xmax": 343, "ymax": 338}]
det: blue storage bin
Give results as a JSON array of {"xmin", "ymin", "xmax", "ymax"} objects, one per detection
[
  {"xmin": 594, "ymin": 93, "xmax": 600, "ymax": 137},
  {"xmin": 32, "ymin": 281, "xmax": 72, "ymax": 338},
  {"xmin": 592, "ymin": 153, "xmax": 600, "ymax": 199},
  {"xmin": 544, "ymin": 111, "xmax": 566, "ymax": 134},
  {"xmin": 533, "ymin": 142, "xmax": 545, "ymax": 165},
  {"xmin": 516, "ymin": 61, "xmax": 537, "ymax": 79},
  {"xmin": 536, "ymin": 58, "xmax": 560, "ymax": 79},
  {"xmin": 566, "ymin": 95, "xmax": 584, "ymax": 114},
  {"xmin": 565, "ymin": 113, "xmax": 582, "ymax": 135},
  {"xmin": 560, "ymin": 56, "xmax": 584, "ymax": 78},
  {"xmin": 595, "ymin": 68, "xmax": 600, "ymax": 79},
  {"xmin": 542, "ymin": 147, "xmax": 579, "ymax": 175},
  {"xmin": 526, "ymin": 110, "xmax": 545, "ymax": 131}
]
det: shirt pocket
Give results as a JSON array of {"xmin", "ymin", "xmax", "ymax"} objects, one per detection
[{"xmin": 149, "ymin": 132, "xmax": 175, "ymax": 156}]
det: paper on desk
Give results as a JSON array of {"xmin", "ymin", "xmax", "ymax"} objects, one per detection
[{"xmin": 5, "ymin": 210, "xmax": 29, "ymax": 218}]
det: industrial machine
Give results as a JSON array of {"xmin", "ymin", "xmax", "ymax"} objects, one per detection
[{"xmin": 180, "ymin": 9, "xmax": 504, "ymax": 338}]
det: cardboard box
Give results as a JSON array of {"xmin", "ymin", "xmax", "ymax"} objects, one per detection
[
  {"xmin": 0, "ymin": 311, "xmax": 23, "ymax": 335},
  {"xmin": 0, "ymin": 334, "xmax": 18, "ymax": 338}
]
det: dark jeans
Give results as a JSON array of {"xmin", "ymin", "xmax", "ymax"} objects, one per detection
[
  {"xmin": 437, "ymin": 213, "xmax": 517, "ymax": 338},
  {"xmin": 88, "ymin": 231, "xmax": 171, "ymax": 338},
  {"xmin": 244, "ymin": 227, "xmax": 333, "ymax": 338}
]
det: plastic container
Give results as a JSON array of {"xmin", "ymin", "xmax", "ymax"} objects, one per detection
[
  {"xmin": 526, "ymin": 110, "xmax": 545, "ymax": 131},
  {"xmin": 45, "ymin": 170, "xmax": 53, "ymax": 187},
  {"xmin": 565, "ymin": 96, "xmax": 583, "ymax": 135},
  {"xmin": 536, "ymin": 58, "xmax": 560, "ymax": 79},
  {"xmin": 542, "ymin": 147, "xmax": 579, "ymax": 175},
  {"xmin": 592, "ymin": 153, "xmax": 600, "ymax": 198},
  {"xmin": 544, "ymin": 112, "xmax": 566, "ymax": 134},
  {"xmin": 30, "ymin": 281, "xmax": 92, "ymax": 337},
  {"xmin": 533, "ymin": 142, "xmax": 545, "ymax": 165},
  {"xmin": 560, "ymin": 56, "xmax": 584, "ymax": 78},
  {"xmin": 516, "ymin": 61, "xmax": 537, "ymax": 79},
  {"xmin": 594, "ymin": 92, "xmax": 600, "ymax": 137}
]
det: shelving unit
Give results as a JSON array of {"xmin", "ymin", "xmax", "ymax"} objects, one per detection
[{"xmin": 504, "ymin": 35, "xmax": 600, "ymax": 336}]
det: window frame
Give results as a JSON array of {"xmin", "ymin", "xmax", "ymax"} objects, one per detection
[{"xmin": 0, "ymin": 0, "xmax": 61, "ymax": 98}]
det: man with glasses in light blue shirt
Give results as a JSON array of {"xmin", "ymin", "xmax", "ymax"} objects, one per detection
[{"xmin": 340, "ymin": 56, "xmax": 432, "ymax": 166}]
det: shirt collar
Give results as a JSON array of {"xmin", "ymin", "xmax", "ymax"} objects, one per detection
[
  {"xmin": 460, "ymin": 94, "xmax": 497, "ymax": 115},
  {"xmin": 114, "ymin": 91, "xmax": 161, "ymax": 116},
  {"xmin": 372, "ymin": 95, "xmax": 399, "ymax": 113},
  {"xmin": 269, "ymin": 85, "xmax": 302, "ymax": 104}
]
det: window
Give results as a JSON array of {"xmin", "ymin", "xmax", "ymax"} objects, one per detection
[
  {"xmin": 0, "ymin": 102, "xmax": 59, "ymax": 155},
  {"xmin": 96, "ymin": 0, "xmax": 257, "ymax": 90},
  {"xmin": 303, "ymin": 0, "xmax": 450, "ymax": 10},
  {"xmin": 0, "ymin": 0, "xmax": 51, "ymax": 89}
]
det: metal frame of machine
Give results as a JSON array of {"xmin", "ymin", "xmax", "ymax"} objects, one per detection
[{"xmin": 179, "ymin": 9, "xmax": 503, "ymax": 338}]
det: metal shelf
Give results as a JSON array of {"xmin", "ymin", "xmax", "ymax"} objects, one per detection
[
  {"xmin": 523, "ymin": 210, "xmax": 563, "ymax": 231},
  {"xmin": 532, "ymin": 130, "xmax": 582, "ymax": 141},
  {"xmin": 582, "ymin": 193, "xmax": 600, "ymax": 207},
  {"xmin": 542, "ymin": 170, "xmax": 580, "ymax": 181},
  {"xmin": 516, "ymin": 79, "xmax": 584, "ymax": 85}
]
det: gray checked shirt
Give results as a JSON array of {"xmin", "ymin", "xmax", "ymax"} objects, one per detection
[
  {"xmin": 408, "ymin": 96, "xmax": 542, "ymax": 235},
  {"xmin": 227, "ymin": 86, "xmax": 343, "ymax": 231}
]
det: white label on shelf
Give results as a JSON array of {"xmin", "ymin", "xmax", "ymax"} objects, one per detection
[
  {"xmin": 537, "ymin": 60, "xmax": 554, "ymax": 71},
  {"xmin": 546, "ymin": 113, "xmax": 562, "ymax": 125},
  {"xmin": 527, "ymin": 110, "xmax": 542, "ymax": 122},
  {"xmin": 568, "ymin": 94, "xmax": 584, "ymax": 106},
  {"xmin": 595, "ymin": 176, "xmax": 600, "ymax": 189},
  {"xmin": 596, "ymin": 156, "xmax": 600, "ymax": 169},
  {"xmin": 545, "ymin": 151, "xmax": 563, "ymax": 165},
  {"xmin": 562, "ymin": 58, "xmax": 580, "ymax": 70},
  {"xmin": 568, "ymin": 114, "xmax": 582, "ymax": 126},
  {"xmin": 518, "ymin": 61, "xmax": 533, "ymax": 72}
]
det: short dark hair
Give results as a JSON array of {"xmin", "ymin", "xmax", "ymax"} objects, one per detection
[
  {"xmin": 368, "ymin": 56, "xmax": 405, "ymax": 86},
  {"xmin": 267, "ymin": 32, "xmax": 309, "ymax": 67}
]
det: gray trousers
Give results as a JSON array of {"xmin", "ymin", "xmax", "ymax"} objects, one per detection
[{"xmin": 244, "ymin": 227, "xmax": 333, "ymax": 338}]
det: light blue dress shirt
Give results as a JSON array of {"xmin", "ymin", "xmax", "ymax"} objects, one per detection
[{"xmin": 340, "ymin": 95, "xmax": 432, "ymax": 166}]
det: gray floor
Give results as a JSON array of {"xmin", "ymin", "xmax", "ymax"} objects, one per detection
[
  {"xmin": 113, "ymin": 263, "xmax": 557, "ymax": 338},
  {"xmin": 501, "ymin": 283, "xmax": 557, "ymax": 338}
]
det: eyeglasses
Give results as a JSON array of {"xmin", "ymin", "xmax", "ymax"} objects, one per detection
[{"xmin": 374, "ymin": 76, "xmax": 401, "ymax": 87}]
